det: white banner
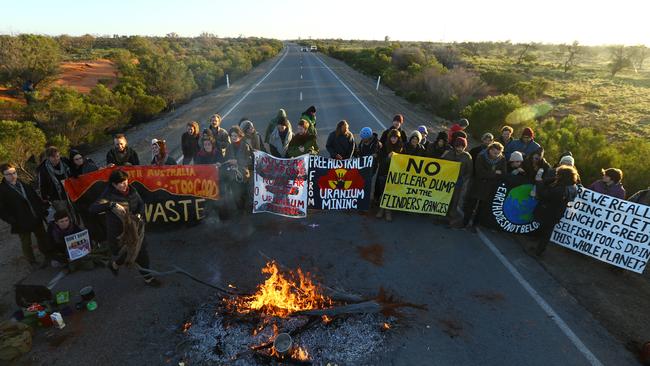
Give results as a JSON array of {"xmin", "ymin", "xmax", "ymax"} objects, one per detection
[
  {"xmin": 551, "ymin": 187, "xmax": 650, "ymax": 273},
  {"xmin": 252, "ymin": 151, "xmax": 309, "ymax": 218},
  {"xmin": 64, "ymin": 229, "xmax": 91, "ymax": 261}
]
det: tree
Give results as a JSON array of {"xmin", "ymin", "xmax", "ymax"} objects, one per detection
[
  {"xmin": 562, "ymin": 41, "xmax": 581, "ymax": 74},
  {"xmin": 139, "ymin": 55, "xmax": 197, "ymax": 106},
  {"xmin": 0, "ymin": 34, "xmax": 62, "ymax": 90},
  {"xmin": 384, "ymin": 35, "xmax": 390, "ymax": 42},
  {"xmin": 0, "ymin": 120, "xmax": 47, "ymax": 179},
  {"xmin": 516, "ymin": 42, "xmax": 537, "ymax": 64},
  {"xmin": 628, "ymin": 45, "xmax": 648, "ymax": 72},
  {"xmin": 609, "ymin": 46, "xmax": 631, "ymax": 77},
  {"xmin": 461, "ymin": 94, "xmax": 524, "ymax": 137}
]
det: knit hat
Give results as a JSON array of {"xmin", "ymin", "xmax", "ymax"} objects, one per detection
[
  {"xmin": 481, "ymin": 132, "xmax": 494, "ymax": 141},
  {"xmin": 454, "ymin": 137, "xmax": 468, "ymax": 148},
  {"xmin": 559, "ymin": 155, "xmax": 575, "ymax": 166},
  {"xmin": 436, "ymin": 131, "xmax": 448, "ymax": 142},
  {"xmin": 417, "ymin": 125, "xmax": 428, "ymax": 135},
  {"xmin": 509, "ymin": 151, "xmax": 524, "ymax": 162},
  {"xmin": 305, "ymin": 105, "xmax": 316, "ymax": 114},
  {"xmin": 393, "ymin": 114, "xmax": 404, "ymax": 124},
  {"xmin": 410, "ymin": 130, "xmax": 422, "ymax": 143},
  {"xmin": 239, "ymin": 119, "xmax": 254, "ymax": 132},
  {"xmin": 458, "ymin": 118, "xmax": 470, "ymax": 128},
  {"xmin": 69, "ymin": 149, "xmax": 81, "ymax": 160},
  {"xmin": 522, "ymin": 127, "xmax": 535, "ymax": 139},
  {"xmin": 359, "ymin": 127, "xmax": 373, "ymax": 140}
]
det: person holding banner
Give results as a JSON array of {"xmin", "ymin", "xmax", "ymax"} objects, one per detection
[
  {"xmin": 417, "ymin": 126, "xmax": 431, "ymax": 150},
  {"xmin": 326, "ymin": 120, "xmax": 355, "ymax": 160},
  {"xmin": 69, "ymin": 149, "xmax": 98, "ymax": 178},
  {"xmin": 464, "ymin": 142, "xmax": 506, "ymax": 230},
  {"xmin": 375, "ymin": 129, "xmax": 404, "ymax": 221},
  {"xmin": 47, "ymin": 210, "xmax": 83, "ymax": 266},
  {"xmin": 404, "ymin": 130, "xmax": 426, "ymax": 157},
  {"xmin": 589, "ymin": 168, "xmax": 626, "ymax": 199},
  {"xmin": 506, "ymin": 151, "xmax": 529, "ymax": 185},
  {"xmin": 268, "ymin": 117, "xmax": 293, "ymax": 158},
  {"xmin": 356, "ymin": 127, "xmax": 381, "ymax": 174},
  {"xmin": 223, "ymin": 126, "xmax": 254, "ymax": 210},
  {"xmin": 151, "ymin": 139, "xmax": 177, "ymax": 166},
  {"xmin": 442, "ymin": 137, "xmax": 473, "ymax": 228},
  {"xmin": 534, "ymin": 165, "xmax": 579, "ymax": 256},
  {"xmin": 522, "ymin": 148, "xmax": 551, "ymax": 183},
  {"xmin": 426, "ymin": 131, "xmax": 452, "ymax": 159},
  {"xmin": 106, "ymin": 134, "xmax": 140, "ymax": 166},
  {"xmin": 287, "ymin": 119, "xmax": 319, "ymax": 157},
  {"xmin": 208, "ymin": 114, "xmax": 231, "ymax": 157},
  {"xmin": 194, "ymin": 137, "xmax": 223, "ymax": 165},
  {"xmin": 629, "ymin": 187, "xmax": 650, "ymax": 206},
  {"xmin": 181, "ymin": 121, "xmax": 201, "ymax": 165},
  {"xmin": 240, "ymin": 119, "xmax": 266, "ymax": 152}
]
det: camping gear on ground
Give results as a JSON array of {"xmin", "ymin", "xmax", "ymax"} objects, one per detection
[
  {"xmin": 86, "ymin": 300, "xmax": 97, "ymax": 311},
  {"xmin": 79, "ymin": 286, "xmax": 95, "ymax": 301},
  {"xmin": 0, "ymin": 320, "xmax": 33, "ymax": 361},
  {"xmin": 36, "ymin": 311, "xmax": 53, "ymax": 328},
  {"xmin": 50, "ymin": 313, "xmax": 65, "ymax": 329},
  {"xmin": 55, "ymin": 291, "xmax": 70, "ymax": 305},
  {"xmin": 15, "ymin": 284, "xmax": 52, "ymax": 308}
]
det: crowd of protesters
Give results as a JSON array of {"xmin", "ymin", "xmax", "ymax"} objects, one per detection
[{"xmin": 1, "ymin": 103, "xmax": 649, "ymax": 284}]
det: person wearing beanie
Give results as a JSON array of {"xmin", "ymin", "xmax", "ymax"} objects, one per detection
[
  {"xmin": 559, "ymin": 155, "xmax": 575, "ymax": 166},
  {"xmin": 265, "ymin": 109, "xmax": 288, "ymax": 144},
  {"xmin": 300, "ymin": 105, "xmax": 317, "ymax": 134},
  {"xmin": 375, "ymin": 129, "xmax": 404, "ymax": 222},
  {"xmin": 447, "ymin": 118, "xmax": 470, "ymax": 143},
  {"xmin": 287, "ymin": 119, "xmax": 319, "ymax": 157},
  {"xmin": 442, "ymin": 137, "xmax": 473, "ymax": 228},
  {"xmin": 356, "ymin": 127, "xmax": 381, "ymax": 174},
  {"xmin": 589, "ymin": 168, "xmax": 626, "ymax": 199},
  {"xmin": 268, "ymin": 117, "xmax": 293, "ymax": 158},
  {"xmin": 69, "ymin": 149, "xmax": 98, "ymax": 178},
  {"xmin": 426, "ymin": 131, "xmax": 452, "ymax": 158},
  {"xmin": 46, "ymin": 210, "xmax": 83, "ymax": 267},
  {"xmin": 380, "ymin": 114, "xmax": 408, "ymax": 147},
  {"xmin": 465, "ymin": 141, "xmax": 506, "ymax": 230},
  {"xmin": 240, "ymin": 118, "xmax": 266, "ymax": 152},
  {"xmin": 504, "ymin": 127, "xmax": 541, "ymax": 160},
  {"xmin": 469, "ymin": 132, "xmax": 494, "ymax": 173},
  {"xmin": 326, "ymin": 120, "xmax": 355, "ymax": 159},
  {"xmin": 404, "ymin": 130, "xmax": 426, "ymax": 156},
  {"xmin": 181, "ymin": 121, "xmax": 201, "ymax": 164},
  {"xmin": 417, "ymin": 125, "xmax": 431, "ymax": 149},
  {"xmin": 499, "ymin": 126, "xmax": 514, "ymax": 147}
]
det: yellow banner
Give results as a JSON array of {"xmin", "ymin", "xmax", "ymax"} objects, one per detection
[{"xmin": 380, "ymin": 153, "xmax": 460, "ymax": 215}]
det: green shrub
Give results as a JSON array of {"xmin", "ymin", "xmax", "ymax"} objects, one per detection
[
  {"xmin": 461, "ymin": 94, "xmax": 524, "ymax": 136},
  {"xmin": 0, "ymin": 120, "xmax": 47, "ymax": 180}
]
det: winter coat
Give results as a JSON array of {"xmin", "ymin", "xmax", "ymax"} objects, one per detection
[
  {"xmin": 224, "ymin": 141, "xmax": 253, "ymax": 180},
  {"xmin": 522, "ymin": 157, "xmax": 552, "ymax": 184},
  {"xmin": 504, "ymin": 139, "xmax": 541, "ymax": 160},
  {"xmin": 380, "ymin": 127, "xmax": 407, "ymax": 147},
  {"xmin": 498, "ymin": 136, "xmax": 513, "ymax": 148},
  {"xmin": 70, "ymin": 158, "xmax": 98, "ymax": 178},
  {"xmin": 404, "ymin": 142, "xmax": 426, "ymax": 157},
  {"xmin": 265, "ymin": 109, "xmax": 288, "ymax": 143},
  {"xmin": 89, "ymin": 185, "xmax": 145, "ymax": 246},
  {"xmin": 181, "ymin": 132, "xmax": 200, "ymax": 161},
  {"xmin": 286, "ymin": 133, "xmax": 319, "ymax": 157},
  {"xmin": 629, "ymin": 189, "xmax": 650, "ymax": 206},
  {"xmin": 356, "ymin": 133, "xmax": 381, "ymax": 158},
  {"xmin": 442, "ymin": 149, "xmax": 473, "ymax": 187},
  {"xmin": 269, "ymin": 127, "xmax": 293, "ymax": 158},
  {"xmin": 326, "ymin": 131, "xmax": 355, "ymax": 159},
  {"xmin": 535, "ymin": 180, "xmax": 578, "ymax": 228},
  {"xmin": 47, "ymin": 221, "xmax": 83, "ymax": 258},
  {"xmin": 194, "ymin": 148, "xmax": 223, "ymax": 165},
  {"xmin": 37, "ymin": 158, "xmax": 71, "ymax": 202},
  {"xmin": 377, "ymin": 144, "xmax": 403, "ymax": 177},
  {"xmin": 0, "ymin": 179, "xmax": 48, "ymax": 234},
  {"xmin": 470, "ymin": 151, "xmax": 507, "ymax": 201},
  {"xmin": 151, "ymin": 155, "xmax": 177, "ymax": 166},
  {"xmin": 244, "ymin": 131, "xmax": 266, "ymax": 152},
  {"xmin": 209, "ymin": 126, "xmax": 231, "ymax": 155},
  {"xmin": 106, "ymin": 146, "xmax": 140, "ymax": 166},
  {"xmin": 426, "ymin": 141, "xmax": 452, "ymax": 159},
  {"xmin": 447, "ymin": 124, "xmax": 465, "ymax": 143},
  {"xmin": 300, "ymin": 113, "xmax": 317, "ymax": 135},
  {"xmin": 589, "ymin": 180, "xmax": 626, "ymax": 199},
  {"xmin": 469, "ymin": 144, "xmax": 487, "ymax": 165}
]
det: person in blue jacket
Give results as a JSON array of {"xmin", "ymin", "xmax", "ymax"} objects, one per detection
[{"xmin": 505, "ymin": 127, "xmax": 541, "ymax": 160}]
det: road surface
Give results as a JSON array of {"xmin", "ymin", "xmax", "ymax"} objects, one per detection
[{"xmin": 18, "ymin": 45, "xmax": 637, "ymax": 366}]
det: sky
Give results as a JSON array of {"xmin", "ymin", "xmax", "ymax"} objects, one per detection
[{"xmin": 2, "ymin": 0, "xmax": 648, "ymax": 46}]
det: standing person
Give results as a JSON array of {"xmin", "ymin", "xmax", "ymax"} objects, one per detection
[
  {"xmin": 589, "ymin": 168, "xmax": 626, "ymax": 199},
  {"xmin": 69, "ymin": 149, "xmax": 98, "ymax": 178},
  {"xmin": 287, "ymin": 119, "xmax": 319, "ymax": 157},
  {"xmin": 426, "ymin": 131, "xmax": 452, "ymax": 159},
  {"xmin": 534, "ymin": 165, "xmax": 579, "ymax": 256},
  {"xmin": 223, "ymin": 126, "xmax": 253, "ymax": 210},
  {"xmin": 504, "ymin": 127, "xmax": 541, "ymax": 160},
  {"xmin": 447, "ymin": 118, "xmax": 470, "ymax": 143},
  {"xmin": 498, "ymin": 126, "xmax": 514, "ymax": 147},
  {"xmin": 240, "ymin": 119, "xmax": 266, "ymax": 152},
  {"xmin": 300, "ymin": 105, "xmax": 317, "ymax": 135},
  {"xmin": 522, "ymin": 148, "xmax": 552, "ymax": 183},
  {"xmin": 265, "ymin": 109, "xmax": 288, "ymax": 144},
  {"xmin": 356, "ymin": 127, "xmax": 381, "ymax": 174},
  {"xmin": 89, "ymin": 170, "xmax": 160, "ymax": 286},
  {"xmin": 326, "ymin": 120, "xmax": 355, "ymax": 159},
  {"xmin": 375, "ymin": 130, "xmax": 403, "ymax": 222},
  {"xmin": 380, "ymin": 114, "xmax": 408, "ymax": 146},
  {"xmin": 629, "ymin": 187, "xmax": 650, "ymax": 206},
  {"xmin": 268, "ymin": 117, "xmax": 293, "ymax": 158},
  {"xmin": 547, "ymin": 153, "xmax": 575, "ymax": 180},
  {"xmin": 404, "ymin": 130, "xmax": 426, "ymax": 156},
  {"xmin": 465, "ymin": 142, "xmax": 506, "ymax": 230},
  {"xmin": 37, "ymin": 146, "xmax": 71, "ymax": 212},
  {"xmin": 194, "ymin": 137, "xmax": 223, "ymax": 165},
  {"xmin": 442, "ymin": 137, "xmax": 473, "ymax": 228},
  {"xmin": 417, "ymin": 126, "xmax": 431, "ymax": 150},
  {"xmin": 181, "ymin": 121, "xmax": 201, "ymax": 164},
  {"xmin": 469, "ymin": 133, "xmax": 494, "ymax": 162},
  {"xmin": 46, "ymin": 210, "xmax": 84, "ymax": 266},
  {"xmin": 0, "ymin": 163, "xmax": 50, "ymax": 268},
  {"xmin": 151, "ymin": 139, "xmax": 177, "ymax": 166},
  {"xmin": 106, "ymin": 134, "xmax": 140, "ymax": 166},
  {"xmin": 208, "ymin": 113, "xmax": 231, "ymax": 157},
  {"xmin": 506, "ymin": 151, "xmax": 528, "ymax": 185}
]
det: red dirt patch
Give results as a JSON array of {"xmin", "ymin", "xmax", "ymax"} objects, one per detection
[
  {"xmin": 0, "ymin": 87, "xmax": 25, "ymax": 105},
  {"xmin": 54, "ymin": 59, "xmax": 118, "ymax": 93},
  {"xmin": 357, "ymin": 244, "xmax": 384, "ymax": 266}
]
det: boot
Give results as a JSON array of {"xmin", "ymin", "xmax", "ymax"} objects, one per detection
[
  {"xmin": 376, "ymin": 208, "xmax": 385, "ymax": 219},
  {"xmin": 385, "ymin": 210, "xmax": 393, "ymax": 222}
]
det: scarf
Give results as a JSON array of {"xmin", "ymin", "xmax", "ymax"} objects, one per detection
[
  {"xmin": 481, "ymin": 150, "xmax": 503, "ymax": 167},
  {"xmin": 45, "ymin": 159, "xmax": 70, "ymax": 199}
]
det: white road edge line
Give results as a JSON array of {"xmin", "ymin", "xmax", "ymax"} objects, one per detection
[
  {"xmin": 177, "ymin": 47, "xmax": 289, "ymax": 163},
  {"xmin": 476, "ymin": 228, "xmax": 603, "ymax": 366},
  {"xmin": 313, "ymin": 54, "xmax": 386, "ymax": 129}
]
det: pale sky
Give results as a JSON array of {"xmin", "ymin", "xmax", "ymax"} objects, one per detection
[{"xmin": 2, "ymin": 0, "xmax": 648, "ymax": 45}]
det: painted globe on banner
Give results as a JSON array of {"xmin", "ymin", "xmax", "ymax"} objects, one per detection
[{"xmin": 502, "ymin": 184, "xmax": 539, "ymax": 225}]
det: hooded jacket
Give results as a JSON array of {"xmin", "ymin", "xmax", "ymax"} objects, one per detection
[
  {"xmin": 589, "ymin": 180, "xmax": 626, "ymax": 199},
  {"xmin": 356, "ymin": 132, "xmax": 381, "ymax": 158},
  {"xmin": 505, "ymin": 138, "xmax": 541, "ymax": 160},
  {"xmin": 404, "ymin": 131, "xmax": 426, "ymax": 156},
  {"xmin": 286, "ymin": 132, "xmax": 319, "ymax": 157},
  {"xmin": 265, "ymin": 109, "xmax": 288, "ymax": 143},
  {"xmin": 269, "ymin": 123, "xmax": 293, "ymax": 158}
]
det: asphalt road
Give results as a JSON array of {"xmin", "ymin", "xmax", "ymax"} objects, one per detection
[{"xmin": 15, "ymin": 45, "xmax": 638, "ymax": 366}]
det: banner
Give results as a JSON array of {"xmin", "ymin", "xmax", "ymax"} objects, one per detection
[
  {"xmin": 482, "ymin": 180, "xmax": 541, "ymax": 234},
  {"xmin": 308, "ymin": 156, "xmax": 374, "ymax": 210},
  {"xmin": 253, "ymin": 151, "xmax": 309, "ymax": 218},
  {"xmin": 65, "ymin": 229, "xmax": 91, "ymax": 261},
  {"xmin": 380, "ymin": 153, "xmax": 460, "ymax": 215},
  {"xmin": 551, "ymin": 187, "xmax": 650, "ymax": 273},
  {"xmin": 63, "ymin": 165, "xmax": 219, "ymax": 224}
]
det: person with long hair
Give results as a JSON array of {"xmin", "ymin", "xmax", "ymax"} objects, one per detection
[
  {"xmin": 223, "ymin": 126, "xmax": 254, "ymax": 211},
  {"xmin": 522, "ymin": 147, "xmax": 551, "ymax": 183},
  {"xmin": 442, "ymin": 137, "xmax": 473, "ymax": 228},
  {"xmin": 181, "ymin": 121, "xmax": 201, "ymax": 164},
  {"xmin": 534, "ymin": 165, "xmax": 579, "ymax": 256},
  {"xmin": 375, "ymin": 129, "xmax": 404, "ymax": 222},
  {"xmin": 194, "ymin": 137, "xmax": 223, "ymax": 165},
  {"xmin": 326, "ymin": 120, "xmax": 355, "ymax": 159},
  {"xmin": 268, "ymin": 117, "xmax": 293, "ymax": 158},
  {"xmin": 151, "ymin": 139, "xmax": 176, "ymax": 166},
  {"xmin": 589, "ymin": 168, "xmax": 626, "ymax": 199}
]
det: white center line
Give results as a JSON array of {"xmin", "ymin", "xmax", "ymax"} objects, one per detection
[{"xmin": 300, "ymin": 91, "xmax": 303, "ymax": 101}]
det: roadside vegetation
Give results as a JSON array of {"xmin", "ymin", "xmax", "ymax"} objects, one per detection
[
  {"xmin": 302, "ymin": 39, "xmax": 650, "ymax": 194},
  {"xmin": 0, "ymin": 34, "xmax": 282, "ymax": 177}
]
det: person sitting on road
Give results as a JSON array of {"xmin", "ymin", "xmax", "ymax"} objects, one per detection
[
  {"xmin": 239, "ymin": 118, "xmax": 266, "ymax": 152},
  {"xmin": 375, "ymin": 129, "xmax": 404, "ymax": 222},
  {"xmin": 629, "ymin": 187, "xmax": 650, "ymax": 206},
  {"xmin": 380, "ymin": 114, "xmax": 408, "ymax": 146},
  {"xmin": 589, "ymin": 168, "xmax": 626, "ymax": 199},
  {"xmin": 47, "ymin": 210, "xmax": 83, "ymax": 267},
  {"xmin": 265, "ymin": 109, "xmax": 288, "ymax": 144},
  {"xmin": 106, "ymin": 134, "xmax": 140, "ymax": 166},
  {"xmin": 326, "ymin": 120, "xmax": 355, "ymax": 160},
  {"xmin": 268, "ymin": 117, "xmax": 293, "ymax": 158},
  {"xmin": 504, "ymin": 127, "xmax": 541, "ymax": 160},
  {"xmin": 426, "ymin": 131, "xmax": 452, "ymax": 159},
  {"xmin": 69, "ymin": 149, "xmax": 98, "ymax": 178},
  {"xmin": 498, "ymin": 125, "xmax": 514, "ymax": 148},
  {"xmin": 442, "ymin": 137, "xmax": 473, "ymax": 228},
  {"xmin": 181, "ymin": 121, "xmax": 201, "ymax": 164},
  {"xmin": 194, "ymin": 137, "xmax": 223, "ymax": 165},
  {"xmin": 300, "ymin": 105, "xmax": 317, "ymax": 135},
  {"xmin": 447, "ymin": 118, "xmax": 470, "ymax": 144},
  {"xmin": 151, "ymin": 139, "xmax": 177, "ymax": 166},
  {"xmin": 404, "ymin": 130, "xmax": 426, "ymax": 157},
  {"xmin": 522, "ymin": 147, "xmax": 552, "ymax": 184},
  {"xmin": 464, "ymin": 142, "xmax": 506, "ymax": 230},
  {"xmin": 208, "ymin": 113, "xmax": 231, "ymax": 157},
  {"xmin": 287, "ymin": 119, "xmax": 318, "ymax": 157}
]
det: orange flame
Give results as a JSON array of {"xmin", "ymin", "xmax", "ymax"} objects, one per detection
[
  {"xmin": 322, "ymin": 315, "xmax": 332, "ymax": 324},
  {"xmin": 229, "ymin": 261, "xmax": 331, "ymax": 317},
  {"xmin": 291, "ymin": 346, "xmax": 310, "ymax": 361},
  {"xmin": 382, "ymin": 322, "xmax": 391, "ymax": 330}
]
